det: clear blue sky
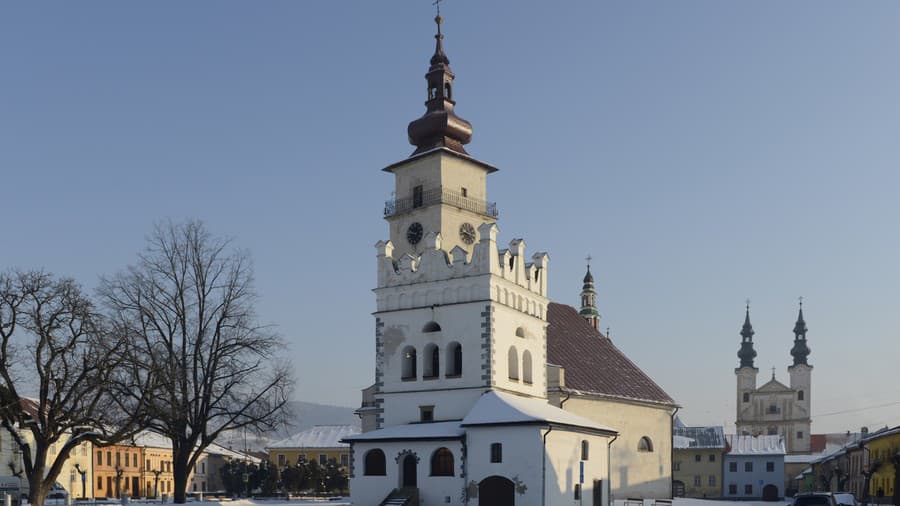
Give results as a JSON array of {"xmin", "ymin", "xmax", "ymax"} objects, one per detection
[{"xmin": 2, "ymin": 1, "xmax": 898, "ymax": 434}]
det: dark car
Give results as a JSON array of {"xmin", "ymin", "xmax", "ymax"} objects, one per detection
[{"xmin": 793, "ymin": 493, "xmax": 838, "ymax": 506}]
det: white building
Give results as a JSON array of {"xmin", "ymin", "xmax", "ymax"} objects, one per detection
[
  {"xmin": 722, "ymin": 435, "xmax": 786, "ymax": 500},
  {"xmin": 347, "ymin": 13, "xmax": 677, "ymax": 506},
  {"xmin": 735, "ymin": 304, "xmax": 812, "ymax": 453}
]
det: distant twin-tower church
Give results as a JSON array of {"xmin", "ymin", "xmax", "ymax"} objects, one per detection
[{"xmin": 735, "ymin": 303, "xmax": 813, "ymax": 454}]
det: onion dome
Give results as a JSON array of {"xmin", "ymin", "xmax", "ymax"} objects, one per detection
[
  {"xmin": 407, "ymin": 15, "xmax": 473, "ymax": 156},
  {"xmin": 738, "ymin": 304, "xmax": 757, "ymax": 368},
  {"xmin": 790, "ymin": 301, "xmax": 811, "ymax": 366}
]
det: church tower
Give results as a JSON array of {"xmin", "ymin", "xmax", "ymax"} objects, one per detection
[
  {"xmin": 788, "ymin": 301, "xmax": 812, "ymax": 452},
  {"xmin": 371, "ymin": 14, "xmax": 549, "ymax": 429},
  {"xmin": 735, "ymin": 304, "xmax": 758, "ymax": 430},
  {"xmin": 578, "ymin": 262, "xmax": 600, "ymax": 329}
]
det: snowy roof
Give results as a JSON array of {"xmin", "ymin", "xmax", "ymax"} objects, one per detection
[
  {"xmin": 726, "ymin": 435, "xmax": 786, "ymax": 455},
  {"xmin": 343, "ymin": 421, "xmax": 465, "ymax": 443},
  {"xmin": 268, "ymin": 425, "xmax": 359, "ymax": 449},
  {"xmin": 674, "ymin": 426, "xmax": 726, "ymax": 449},
  {"xmin": 785, "ymin": 454, "xmax": 818, "ymax": 464},
  {"xmin": 205, "ymin": 443, "xmax": 262, "ymax": 463},
  {"xmin": 461, "ymin": 391, "xmax": 617, "ymax": 434},
  {"xmin": 131, "ymin": 430, "xmax": 172, "ymax": 449}
]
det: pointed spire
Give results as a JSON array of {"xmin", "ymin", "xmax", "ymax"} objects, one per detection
[
  {"xmin": 407, "ymin": 13, "xmax": 474, "ymax": 156},
  {"xmin": 738, "ymin": 301, "xmax": 757, "ymax": 368},
  {"xmin": 791, "ymin": 297, "xmax": 811, "ymax": 366},
  {"xmin": 578, "ymin": 259, "xmax": 600, "ymax": 330}
]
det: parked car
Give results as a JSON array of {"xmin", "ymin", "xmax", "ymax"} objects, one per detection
[
  {"xmin": 793, "ymin": 493, "xmax": 838, "ymax": 506},
  {"xmin": 834, "ymin": 493, "xmax": 858, "ymax": 506}
]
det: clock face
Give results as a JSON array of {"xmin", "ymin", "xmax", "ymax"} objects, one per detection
[
  {"xmin": 459, "ymin": 222, "xmax": 476, "ymax": 245},
  {"xmin": 406, "ymin": 222, "xmax": 424, "ymax": 245}
]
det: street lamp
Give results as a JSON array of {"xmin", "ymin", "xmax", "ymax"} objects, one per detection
[
  {"xmin": 114, "ymin": 466, "xmax": 124, "ymax": 499},
  {"xmin": 151, "ymin": 469, "xmax": 162, "ymax": 499},
  {"xmin": 73, "ymin": 464, "xmax": 87, "ymax": 499}
]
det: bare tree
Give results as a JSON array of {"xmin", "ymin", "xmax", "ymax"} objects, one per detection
[
  {"xmin": 0, "ymin": 271, "xmax": 148, "ymax": 506},
  {"xmin": 100, "ymin": 220, "xmax": 292, "ymax": 503}
]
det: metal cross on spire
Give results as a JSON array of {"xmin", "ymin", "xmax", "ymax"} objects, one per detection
[
  {"xmin": 771, "ymin": 366, "xmax": 776, "ymax": 379},
  {"xmin": 433, "ymin": 0, "xmax": 443, "ymax": 16},
  {"xmin": 798, "ymin": 295, "xmax": 803, "ymax": 307},
  {"xmin": 745, "ymin": 298, "xmax": 751, "ymax": 311},
  {"xmin": 586, "ymin": 254, "xmax": 592, "ymax": 266}
]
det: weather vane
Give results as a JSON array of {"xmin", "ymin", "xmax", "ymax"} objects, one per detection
[
  {"xmin": 433, "ymin": 0, "xmax": 443, "ymax": 16},
  {"xmin": 586, "ymin": 254, "xmax": 592, "ymax": 266}
]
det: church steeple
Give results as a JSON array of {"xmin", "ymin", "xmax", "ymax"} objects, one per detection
[
  {"xmin": 738, "ymin": 303, "xmax": 757, "ymax": 368},
  {"xmin": 578, "ymin": 259, "xmax": 600, "ymax": 330},
  {"xmin": 407, "ymin": 14, "xmax": 473, "ymax": 156},
  {"xmin": 790, "ymin": 299, "xmax": 811, "ymax": 366}
]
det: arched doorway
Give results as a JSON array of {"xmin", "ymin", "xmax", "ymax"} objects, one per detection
[
  {"xmin": 479, "ymin": 476, "xmax": 515, "ymax": 506},
  {"xmin": 401, "ymin": 454, "xmax": 417, "ymax": 488},
  {"xmin": 673, "ymin": 481, "xmax": 685, "ymax": 498},
  {"xmin": 762, "ymin": 484, "xmax": 779, "ymax": 501}
]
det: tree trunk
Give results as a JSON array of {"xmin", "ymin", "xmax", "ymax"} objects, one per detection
[
  {"xmin": 27, "ymin": 462, "xmax": 49, "ymax": 506},
  {"xmin": 172, "ymin": 450, "xmax": 191, "ymax": 504}
]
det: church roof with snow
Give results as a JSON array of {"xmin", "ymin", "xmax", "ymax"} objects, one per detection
[
  {"xmin": 461, "ymin": 390, "xmax": 617, "ymax": 434},
  {"xmin": 268, "ymin": 425, "xmax": 359, "ymax": 449},
  {"xmin": 546, "ymin": 303, "xmax": 676, "ymax": 406},
  {"xmin": 343, "ymin": 421, "xmax": 465, "ymax": 443}
]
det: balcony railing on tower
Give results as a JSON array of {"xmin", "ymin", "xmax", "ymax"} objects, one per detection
[{"xmin": 384, "ymin": 186, "xmax": 499, "ymax": 218}]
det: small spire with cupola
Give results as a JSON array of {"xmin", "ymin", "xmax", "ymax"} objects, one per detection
[
  {"xmin": 737, "ymin": 301, "xmax": 757, "ymax": 369},
  {"xmin": 578, "ymin": 256, "xmax": 601, "ymax": 330},
  {"xmin": 790, "ymin": 297, "xmax": 811, "ymax": 366},
  {"xmin": 407, "ymin": 12, "xmax": 473, "ymax": 156}
]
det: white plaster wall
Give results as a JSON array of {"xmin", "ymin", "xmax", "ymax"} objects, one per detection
[
  {"xmin": 489, "ymin": 302, "xmax": 547, "ymax": 397},
  {"xmin": 544, "ymin": 429, "xmax": 611, "ymax": 506},
  {"xmin": 349, "ymin": 440, "xmax": 465, "ymax": 506},
  {"xmin": 723, "ymin": 455, "xmax": 784, "ymax": 499},
  {"xmin": 560, "ymin": 397, "xmax": 673, "ymax": 500},
  {"xmin": 380, "ymin": 390, "xmax": 486, "ymax": 427}
]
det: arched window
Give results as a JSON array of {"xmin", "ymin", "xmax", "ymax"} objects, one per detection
[
  {"xmin": 363, "ymin": 449, "xmax": 386, "ymax": 476},
  {"xmin": 798, "ymin": 390, "xmax": 804, "ymax": 401},
  {"xmin": 401, "ymin": 346, "xmax": 417, "ymax": 380},
  {"xmin": 507, "ymin": 346, "xmax": 519, "ymax": 381},
  {"xmin": 446, "ymin": 342, "xmax": 462, "ymax": 377},
  {"xmin": 581, "ymin": 440, "xmax": 589, "ymax": 460},
  {"xmin": 742, "ymin": 392, "xmax": 750, "ymax": 402},
  {"xmin": 444, "ymin": 82, "xmax": 452, "ymax": 100},
  {"xmin": 423, "ymin": 344, "xmax": 439, "ymax": 378},
  {"xmin": 522, "ymin": 350, "xmax": 533, "ymax": 384},
  {"xmin": 430, "ymin": 447, "xmax": 454, "ymax": 476},
  {"xmin": 428, "ymin": 86, "xmax": 437, "ymax": 101},
  {"xmin": 638, "ymin": 436, "xmax": 654, "ymax": 452},
  {"xmin": 423, "ymin": 321, "xmax": 441, "ymax": 333},
  {"xmin": 515, "ymin": 327, "xmax": 526, "ymax": 338}
]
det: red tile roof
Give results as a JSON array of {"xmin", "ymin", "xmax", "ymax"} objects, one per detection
[{"xmin": 547, "ymin": 302, "xmax": 676, "ymax": 406}]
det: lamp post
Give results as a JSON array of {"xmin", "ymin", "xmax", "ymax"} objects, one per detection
[
  {"xmin": 114, "ymin": 466, "xmax": 124, "ymax": 499},
  {"xmin": 859, "ymin": 443, "xmax": 880, "ymax": 506},
  {"xmin": 73, "ymin": 463, "xmax": 87, "ymax": 499},
  {"xmin": 151, "ymin": 469, "xmax": 162, "ymax": 499}
]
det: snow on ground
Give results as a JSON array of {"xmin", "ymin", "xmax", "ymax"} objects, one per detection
[{"xmin": 615, "ymin": 499, "xmax": 792, "ymax": 506}]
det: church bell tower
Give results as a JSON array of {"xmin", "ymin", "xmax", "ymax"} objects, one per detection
[{"xmin": 735, "ymin": 303, "xmax": 758, "ymax": 433}]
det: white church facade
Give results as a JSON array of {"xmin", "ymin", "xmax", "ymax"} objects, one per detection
[
  {"xmin": 347, "ymin": 13, "xmax": 676, "ymax": 506},
  {"xmin": 734, "ymin": 304, "xmax": 813, "ymax": 454}
]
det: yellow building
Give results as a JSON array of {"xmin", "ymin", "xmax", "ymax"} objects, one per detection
[
  {"xmin": 267, "ymin": 425, "xmax": 359, "ymax": 469},
  {"xmin": 673, "ymin": 425, "xmax": 726, "ymax": 498},
  {"xmin": 865, "ymin": 426, "xmax": 899, "ymax": 501}
]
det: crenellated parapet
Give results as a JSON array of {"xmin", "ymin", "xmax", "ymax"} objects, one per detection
[{"xmin": 374, "ymin": 222, "xmax": 549, "ymax": 318}]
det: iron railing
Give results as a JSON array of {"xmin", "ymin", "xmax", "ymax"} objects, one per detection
[{"xmin": 384, "ymin": 186, "xmax": 498, "ymax": 218}]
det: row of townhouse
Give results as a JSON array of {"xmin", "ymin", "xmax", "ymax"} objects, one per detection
[
  {"xmin": 0, "ymin": 428, "xmax": 259, "ymax": 499},
  {"xmin": 798, "ymin": 425, "xmax": 899, "ymax": 504},
  {"xmin": 674, "ymin": 425, "xmax": 788, "ymax": 500}
]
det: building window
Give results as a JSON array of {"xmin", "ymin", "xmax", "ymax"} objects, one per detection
[
  {"xmin": 146, "ymin": 459, "xmax": 151, "ymax": 470},
  {"xmin": 420, "ymin": 405, "xmax": 434, "ymax": 422},
  {"xmin": 447, "ymin": 342, "xmax": 462, "ymax": 377},
  {"xmin": 694, "ymin": 476, "xmax": 701, "ymax": 487},
  {"xmin": 277, "ymin": 454, "xmax": 286, "ymax": 466},
  {"xmin": 430, "ymin": 447, "xmax": 454, "ymax": 476},
  {"xmin": 581, "ymin": 440, "xmax": 589, "ymax": 461},
  {"xmin": 674, "ymin": 461, "xmax": 681, "ymax": 471},
  {"xmin": 413, "ymin": 185, "xmax": 423, "ymax": 208},
  {"xmin": 461, "ymin": 187, "xmax": 467, "ymax": 197},
  {"xmin": 709, "ymin": 475, "xmax": 716, "ymax": 486},
  {"xmin": 767, "ymin": 426, "xmax": 778, "ymax": 435},
  {"xmin": 515, "ymin": 327, "xmax": 526, "ymax": 338},
  {"xmin": 695, "ymin": 454, "xmax": 701, "ymax": 462},
  {"xmin": 709, "ymin": 454, "xmax": 716, "ymax": 462},
  {"xmin": 340, "ymin": 454, "xmax": 349, "ymax": 467},
  {"xmin": 98, "ymin": 477, "xmax": 103, "ymax": 491},
  {"xmin": 729, "ymin": 484, "xmax": 737, "ymax": 495},
  {"xmin": 522, "ymin": 350, "xmax": 533, "ymax": 384},
  {"xmin": 743, "ymin": 392, "xmax": 750, "ymax": 402},
  {"xmin": 133, "ymin": 454, "xmax": 137, "ymax": 467},
  {"xmin": 638, "ymin": 436, "xmax": 654, "ymax": 452},
  {"xmin": 767, "ymin": 404, "xmax": 779, "ymax": 414},
  {"xmin": 298, "ymin": 453, "xmax": 307, "ymax": 462},
  {"xmin": 97, "ymin": 451, "xmax": 103, "ymax": 466},
  {"xmin": 798, "ymin": 390, "xmax": 804, "ymax": 401},
  {"xmin": 423, "ymin": 343, "xmax": 439, "ymax": 378},
  {"xmin": 766, "ymin": 461, "xmax": 775, "ymax": 472},
  {"xmin": 402, "ymin": 346, "xmax": 417, "ymax": 380},
  {"xmin": 574, "ymin": 484, "xmax": 582, "ymax": 500},
  {"xmin": 745, "ymin": 484, "xmax": 753, "ymax": 495},
  {"xmin": 363, "ymin": 449, "xmax": 386, "ymax": 476},
  {"xmin": 508, "ymin": 346, "xmax": 519, "ymax": 380},
  {"xmin": 201, "ymin": 462, "xmax": 206, "ymax": 474},
  {"xmin": 490, "ymin": 443, "xmax": 502, "ymax": 463},
  {"xmin": 729, "ymin": 462, "xmax": 737, "ymax": 472},
  {"xmin": 318, "ymin": 454, "xmax": 328, "ymax": 465},
  {"xmin": 745, "ymin": 462, "xmax": 753, "ymax": 472},
  {"xmin": 422, "ymin": 321, "xmax": 441, "ymax": 333},
  {"xmin": 107, "ymin": 451, "xmax": 111, "ymax": 466},
  {"xmin": 797, "ymin": 431, "xmax": 804, "ymax": 439}
]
